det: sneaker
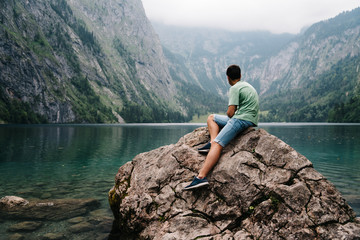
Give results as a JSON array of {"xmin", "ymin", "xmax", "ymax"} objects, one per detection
[
  {"xmin": 198, "ymin": 142, "xmax": 211, "ymax": 153},
  {"xmin": 183, "ymin": 177, "xmax": 209, "ymax": 190}
]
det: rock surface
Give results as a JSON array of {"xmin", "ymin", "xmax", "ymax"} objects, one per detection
[
  {"xmin": 109, "ymin": 127, "xmax": 360, "ymax": 239},
  {"xmin": 0, "ymin": 196, "xmax": 29, "ymax": 208}
]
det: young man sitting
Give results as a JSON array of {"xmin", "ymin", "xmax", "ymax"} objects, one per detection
[{"xmin": 184, "ymin": 64, "xmax": 259, "ymax": 190}]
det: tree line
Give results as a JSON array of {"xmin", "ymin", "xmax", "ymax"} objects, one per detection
[{"xmin": 260, "ymin": 54, "xmax": 360, "ymax": 123}]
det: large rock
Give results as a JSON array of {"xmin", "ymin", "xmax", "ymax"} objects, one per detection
[{"xmin": 108, "ymin": 127, "xmax": 360, "ymax": 239}]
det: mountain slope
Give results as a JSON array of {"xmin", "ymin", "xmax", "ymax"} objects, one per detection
[
  {"xmin": 248, "ymin": 7, "xmax": 360, "ymax": 96},
  {"xmin": 0, "ymin": 0, "xmax": 225, "ymax": 123},
  {"xmin": 254, "ymin": 8, "xmax": 360, "ymax": 122},
  {"xmin": 260, "ymin": 54, "xmax": 360, "ymax": 122},
  {"xmin": 153, "ymin": 7, "xmax": 360, "ymax": 122},
  {"xmin": 0, "ymin": 0, "xmax": 115, "ymax": 123},
  {"xmin": 153, "ymin": 23, "xmax": 295, "ymax": 96}
]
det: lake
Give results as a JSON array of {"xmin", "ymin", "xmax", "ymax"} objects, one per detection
[{"xmin": 0, "ymin": 123, "xmax": 359, "ymax": 239}]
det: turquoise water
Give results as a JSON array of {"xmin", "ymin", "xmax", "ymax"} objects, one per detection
[{"xmin": 0, "ymin": 123, "xmax": 359, "ymax": 239}]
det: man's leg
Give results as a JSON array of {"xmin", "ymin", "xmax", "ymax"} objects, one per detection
[
  {"xmin": 198, "ymin": 142, "xmax": 222, "ymax": 179},
  {"xmin": 184, "ymin": 115, "xmax": 225, "ymax": 190},
  {"xmin": 199, "ymin": 118, "xmax": 253, "ymax": 178},
  {"xmin": 198, "ymin": 114, "xmax": 227, "ymax": 178},
  {"xmin": 184, "ymin": 142, "xmax": 222, "ymax": 190},
  {"xmin": 184, "ymin": 118, "xmax": 254, "ymax": 190},
  {"xmin": 207, "ymin": 114, "xmax": 220, "ymax": 143},
  {"xmin": 198, "ymin": 114, "xmax": 226, "ymax": 153}
]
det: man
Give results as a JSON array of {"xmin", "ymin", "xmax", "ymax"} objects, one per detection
[{"xmin": 184, "ymin": 64, "xmax": 259, "ymax": 190}]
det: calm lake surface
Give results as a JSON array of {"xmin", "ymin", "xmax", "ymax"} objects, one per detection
[{"xmin": 0, "ymin": 123, "xmax": 359, "ymax": 239}]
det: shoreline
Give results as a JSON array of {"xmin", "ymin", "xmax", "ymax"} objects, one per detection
[{"xmin": 1, "ymin": 122, "xmax": 360, "ymax": 127}]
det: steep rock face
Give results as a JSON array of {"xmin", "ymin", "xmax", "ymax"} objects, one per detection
[
  {"xmin": 0, "ymin": 0, "xmax": 76, "ymax": 122},
  {"xmin": 248, "ymin": 8, "xmax": 360, "ymax": 95},
  {"xmin": 0, "ymin": 0, "xmax": 117, "ymax": 123},
  {"xmin": 109, "ymin": 127, "xmax": 360, "ymax": 239},
  {"xmin": 67, "ymin": 0, "xmax": 176, "ymax": 101},
  {"xmin": 0, "ymin": 0, "xmax": 182, "ymax": 123}
]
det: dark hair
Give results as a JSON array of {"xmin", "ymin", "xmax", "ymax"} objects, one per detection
[{"xmin": 226, "ymin": 65, "xmax": 241, "ymax": 80}]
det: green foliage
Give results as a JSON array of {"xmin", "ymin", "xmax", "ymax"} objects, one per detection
[
  {"xmin": 113, "ymin": 38, "xmax": 195, "ymax": 123},
  {"xmin": 0, "ymin": 88, "xmax": 47, "ymax": 124},
  {"xmin": 261, "ymin": 54, "xmax": 360, "ymax": 122},
  {"xmin": 176, "ymin": 81, "xmax": 227, "ymax": 120},
  {"xmin": 52, "ymin": 23, "xmax": 81, "ymax": 73},
  {"xmin": 70, "ymin": 76, "xmax": 116, "ymax": 123},
  {"xmin": 113, "ymin": 37, "xmax": 137, "ymax": 77},
  {"xmin": 120, "ymin": 99, "xmax": 186, "ymax": 123},
  {"xmin": 119, "ymin": 77, "xmax": 189, "ymax": 123},
  {"xmin": 328, "ymin": 96, "xmax": 360, "ymax": 122},
  {"xmin": 29, "ymin": 31, "xmax": 54, "ymax": 61},
  {"xmin": 163, "ymin": 47, "xmax": 227, "ymax": 122},
  {"xmin": 50, "ymin": 0, "xmax": 101, "ymax": 54}
]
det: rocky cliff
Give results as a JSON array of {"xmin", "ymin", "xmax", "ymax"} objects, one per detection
[
  {"xmin": 109, "ymin": 127, "xmax": 360, "ymax": 239},
  {"xmin": 66, "ymin": 0, "xmax": 176, "ymax": 105},
  {"xmin": 248, "ymin": 8, "xmax": 360, "ymax": 96},
  {"xmin": 0, "ymin": 0, "xmax": 223, "ymax": 123},
  {"xmin": 0, "ymin": 0, "xmax": 116, "ymax": 123},
  {"xmin": 155, "ymin": 8, "xmax": 360, "ymax": 122}
]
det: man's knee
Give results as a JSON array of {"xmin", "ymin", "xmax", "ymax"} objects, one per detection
[
  {"xmin": 207, "ymin": 114, "xmax": 215, "ymax": 123},
  {"xmin": 212, "ymin": 140, "xmax": 223, "ymax": 149}
]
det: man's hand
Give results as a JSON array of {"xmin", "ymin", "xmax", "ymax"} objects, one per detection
[{"xmin": 227, "ymin": 105, "xmax": 237, "ymax": 118}]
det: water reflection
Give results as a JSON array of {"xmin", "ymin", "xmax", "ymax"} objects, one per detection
[{"xmin": 0, "ymin": 124, "xmax": 203, "ymax": 239}]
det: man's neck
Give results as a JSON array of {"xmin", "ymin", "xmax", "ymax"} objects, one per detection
[{"xmin": 230, "ymin": 78, "xmax": 241, "ymax": 86}]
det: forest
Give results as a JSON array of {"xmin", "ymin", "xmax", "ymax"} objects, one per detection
[{"xmin": 260, "ymin": 54, "xmax": 360, "ymax": 123}]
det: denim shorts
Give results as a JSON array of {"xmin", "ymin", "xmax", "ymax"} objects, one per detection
[{"xmin": 213, "ymin": 114, "xmax": 254, "ymax": 147}]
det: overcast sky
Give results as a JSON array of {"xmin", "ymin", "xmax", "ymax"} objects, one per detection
[{"xmin": 141, "ymin": 0, "xmax": 359, "ymax": 34}]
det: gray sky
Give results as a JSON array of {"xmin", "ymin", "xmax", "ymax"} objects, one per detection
[{"xmin": 141, "ymin": 0, "xmax": 360, "ymax": 34}]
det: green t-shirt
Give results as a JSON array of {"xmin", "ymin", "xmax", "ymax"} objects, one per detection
[{"xmin": 228, "ymin": 81, "xmax": 259, "ymax": 126}]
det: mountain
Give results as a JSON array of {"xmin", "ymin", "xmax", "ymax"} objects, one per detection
[
  {"xmin": 248, "ymin": 8, "xmax": 360, "ymax": 95},
  {"xmin": 251, "ymin": 8, "xmax": 360, "ymax": 122},
  {"xmin": 0, "ymin": 0, "xmax": 224, "ymax": 123},
  {"xmin": 153, "ymin": 23, "xmax": 295, "ymax": 96},
  {"xmin": 153, "ymin": 7, "xmax": 360, "ymax": 122},
  {"xmin": 2, "ymin": 1, "xmax": 359, "ymax": 124}
]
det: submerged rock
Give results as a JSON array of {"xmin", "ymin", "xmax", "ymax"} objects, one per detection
[
  {"xmin": 42, "ymin": 232, "xmax": 65, "ymax": 240},
  {"xmin": 8, "ymin": 221, "xmax": 43, "ymax": 232},
  {"xmin": 69, "ymin": 221, "xmax": 93, "ymax": 233},
  {"xmin": 0, "ymin": 197, "xmax": 100, "ymax": 221},
  {"xmin": 8, "ymin": 233, "xmax": 24, "ymax": 240},
  {"xmin": 0, "ymin": 196, "xmax": 29, "ymax": 208},
  {"xmin": 109, "ymin": 127, "xmax": 360, "ymax": 239}
]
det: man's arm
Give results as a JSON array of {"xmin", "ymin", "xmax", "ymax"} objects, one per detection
[{"xmin": 227, "ymin": 105, "xmax": 237, "ymax": 118}]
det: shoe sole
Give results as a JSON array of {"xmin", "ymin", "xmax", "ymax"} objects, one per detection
[{"xmin": 183, "ymin": 182, "xmax": 209, "ymax": 190}]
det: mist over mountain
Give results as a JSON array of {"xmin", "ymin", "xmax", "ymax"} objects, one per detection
[
  {"xmin": 153, "ymin": 7, "xmax": 360, "ymax": 122},
  {"xmin": 153, "ymin": 23, "xmax": 295, "ymax": 96}
]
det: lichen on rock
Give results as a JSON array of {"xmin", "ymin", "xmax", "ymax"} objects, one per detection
[{"xmin": 108, "ymin": 127, "xmax": 360, "ymax": 239}]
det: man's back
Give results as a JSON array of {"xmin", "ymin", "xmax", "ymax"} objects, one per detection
[{"xmin": 228, "ymin": 81, "xmax": 259, "ymax": 126}]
